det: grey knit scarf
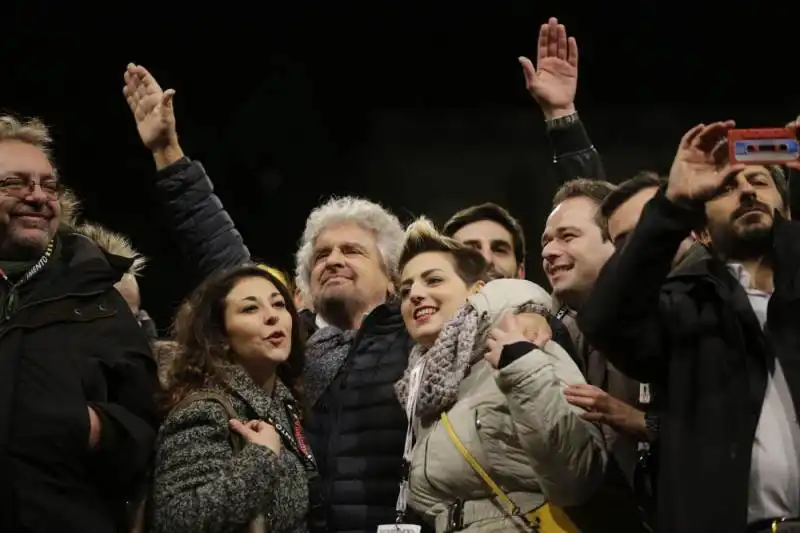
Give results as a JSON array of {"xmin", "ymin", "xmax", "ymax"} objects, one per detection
[
  {"xmin": 303, "ymin": 325, "xmax": 358, "ymax": 407},
  {"xmin": 395, "ymin": 304, "xmax": 482, "ymax": 423}
]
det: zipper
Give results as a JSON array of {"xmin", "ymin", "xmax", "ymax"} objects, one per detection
[{"xmin": 322, "ymin": 315, "xmax": 370, "ymax": 516}]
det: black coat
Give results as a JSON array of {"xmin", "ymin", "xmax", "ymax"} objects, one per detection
[
  {"xmin": 579, "ymin": 189, "xmax": 800, "ymax": 533},
  {"xmin": 0, "ymin": 231, "xmax": 159, "ymax": 533}
]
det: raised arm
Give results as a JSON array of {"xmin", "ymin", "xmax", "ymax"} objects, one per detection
[
  {"xmin": 123, "ymin": 64, "xmax": 251, "ymax": 282},
  {"xmin": 520, "ymin": 17, "xmax": 605, "ymax": 182},
  {"xmin": 579, "ymin": 122, "xmax": 745, "ymax": 383}
]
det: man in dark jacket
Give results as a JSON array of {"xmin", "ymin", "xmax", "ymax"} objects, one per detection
[
  {"xmin": 579, "ymin": 120, "xmax": 800, "ymax": 533},
  {"xmin": 0, "ymin": 115, "xmax": 158, "ymax": 532}
]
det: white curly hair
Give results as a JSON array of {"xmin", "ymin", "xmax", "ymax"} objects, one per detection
[{"xmin": 295, "ymin": 197, "xmax": 404, "ymax": 299}]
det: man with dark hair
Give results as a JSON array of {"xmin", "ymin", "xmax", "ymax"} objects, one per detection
[
  {"xmin": 600, "ymin": 172, "xmax": 663, "ymax": 245},
  {"xmin": 443, "ymin": 202, "xmax": 526, "ymax": 280},
  {"xmin": 543, "ymin": 178, "xmax": 616, "ymax": 310},
  {"xmin": 552, "ymin": 177, "xmax": 618, "ymax": 210},
  {"xmin": 542, "ymin": 178, "xmax": 650, "ymax": 491},
  {"xmin": 601, "ymin": 172, "xmax": 699, "ymax": 269},
  {"xmin": 578, "ymin": 122, "xmax": 800, "ymax": 533}
]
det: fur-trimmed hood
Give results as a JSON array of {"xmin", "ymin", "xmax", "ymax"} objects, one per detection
[
  {"xmin": 58, "ymin": 188, "xmax": 82, "ymax": 229},
  {"xmin": 59, "ymin": 189, "xmax": 146, "ymax": 277},
  {"xmin": 74, "ymin": 222, "xmax": 146, "ymax": 277}
]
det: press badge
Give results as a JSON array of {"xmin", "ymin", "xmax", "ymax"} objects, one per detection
[
  {"xmin": 377, "ymin": 525, "xmax": 421, "ymax": 533},
  {"xmin": 639, "ymin": 383, "xmax": 651, "ymax": 405}
]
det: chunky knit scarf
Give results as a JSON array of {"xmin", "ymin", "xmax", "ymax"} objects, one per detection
[{"xmin": 395, "ymin": 304, "xmax": 483, "ymax": 423}]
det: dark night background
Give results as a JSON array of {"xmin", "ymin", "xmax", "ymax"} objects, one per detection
[{"xmin": 2, "ymin": 2, "xmax": 797, "ymax": 331}]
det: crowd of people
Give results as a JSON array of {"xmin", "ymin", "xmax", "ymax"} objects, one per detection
[{"xmin": 1, "ymin": 15, "xmax": 799, "ymax": 533}]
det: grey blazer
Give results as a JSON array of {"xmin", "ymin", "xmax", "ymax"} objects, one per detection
[{"xmin": 150, "ymin": 365, "xmax": 310, "ymax": 533}]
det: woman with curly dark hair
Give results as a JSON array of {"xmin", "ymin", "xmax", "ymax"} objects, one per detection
[{"xmin": 150, "ymin": 265, "xmax": 317, "ymax": 533}]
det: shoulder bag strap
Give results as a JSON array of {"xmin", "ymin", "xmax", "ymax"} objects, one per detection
[
  {"xmin": 171, "ymin": 390, "xmax": 266, "ymax": 533},
  {"xmin": 440, "ymin": 412, "xmax": 579, "ymax": 533},
  {"xmin": 172, "ymin": 391, "xmax": 246, "ymax": 453}
]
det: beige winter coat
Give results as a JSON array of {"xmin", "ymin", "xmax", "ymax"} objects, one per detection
[{"xmin": 408, "ymin": 280, "xmax": 607, "ymax": 532}]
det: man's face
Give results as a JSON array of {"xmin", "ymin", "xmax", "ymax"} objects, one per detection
[
  {"xmin": 541, "ymin": 196, "xmax": 614, "ymax": 308},
  {"xmin": 705, "ymin": 166, "xmax": 786, "ymax": 260},
  {"xmin": 309, "ymin": 221, "xmax": 392, "ymax": 320},
  {"xmin": 0, "ymin": 141, "xmax": 61, "ymax": 260},
  {"xmin": 607, "ymin": 187, "xmax": 659, "ymax": 248},
  {"xmin": 451, "ymin": 219, "xmax": 523, "ymax": 279},
  {"xmin": 608, "ymin": 186, "xmax": 696, "ymax": 267}
]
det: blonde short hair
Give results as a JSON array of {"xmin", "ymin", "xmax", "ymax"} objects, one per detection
[
  {"xmin": 399, "ymin": 216, "xmax": 488, "ymax": 285},
  {"xmin": 0, "ymin": 115, "xmax": 54, "ymax": 158}
]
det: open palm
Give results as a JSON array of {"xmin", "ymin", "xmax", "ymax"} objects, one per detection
[
  {"xmin": 519, "ymin": 17, "xmax": 578, "ymax": 110},
  {"xmin": 667, "ymin": 121, "xmax": 745, "ymax": 203},
  {"xmin": 122, "ymin": 64, "xmax": 176, "ymax": 151},
  {"xmin": 526, "ymin": 57, "xmax": 577, "ymax": 107}
]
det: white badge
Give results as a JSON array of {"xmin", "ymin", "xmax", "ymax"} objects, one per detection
[
  {"xmin": 377, "ymin": 525, "xmax": 422, "ymax": 533},
  {"xmin": 639, "ymin": 383, "xmax": 651, "ymax": 405}
]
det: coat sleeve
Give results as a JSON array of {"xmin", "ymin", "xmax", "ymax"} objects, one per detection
[
  {"xmin": 577, "ymin": 188, "xmax": 703, "ymax": 383},
  {"xmin": 547, "ymin": 114, "xmax": 605, "ymax": 183},
  {"xmin": 494, "ymin": 340, "xmax": 607, "ymax": 508},
  {"xmin": 151, "ymin": 401, "xmax": 288, "ymax": 533},
  {"xmin": 85, "ymin": 292, "xmax": 160, "ymax": 499},
  {"xmin": 154, "ymin": 157, "xmax": 252, "ymax": 282}
]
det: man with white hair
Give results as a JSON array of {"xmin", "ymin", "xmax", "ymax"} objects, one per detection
[{"xmin": 124, "ymin": 64, "xmax": 425, "ymax": 532}]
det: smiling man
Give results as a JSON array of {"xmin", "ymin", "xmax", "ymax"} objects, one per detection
[
  {"xmin": 541, "ymin": 179, "xmax": 616, "ymax": 311},
  {"xmin": 540, "ymin": 178, "xmax": 652, "ymax": 494},
  {"xmin": 0, "ymin": 115, "xmax": 157, "ymax": 533}
]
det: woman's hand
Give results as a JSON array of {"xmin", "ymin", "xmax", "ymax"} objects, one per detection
[
  {"xmin": 485, "ymin": 313, "xmax": 530, "ymax": 368},
  {"xmin": 230, "ymin": 419, "xmax": 281, "ymax": 455}
]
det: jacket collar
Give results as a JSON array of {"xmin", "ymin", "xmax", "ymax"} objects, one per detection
[{"xmin": 222, "ymin": 364, "xmax": 296, "ymax": 422}]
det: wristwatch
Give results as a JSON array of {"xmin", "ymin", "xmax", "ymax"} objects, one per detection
[{"xmin": 545, "ymin": 111, "xmax": 580, "ymax": 132}]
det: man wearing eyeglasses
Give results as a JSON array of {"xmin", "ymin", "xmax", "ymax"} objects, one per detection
[{"xmin": 0, "ymin": 115, "xmax": 158, "ymax": 533}]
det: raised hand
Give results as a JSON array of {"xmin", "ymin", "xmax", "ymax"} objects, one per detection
[
  {"xmin": 519, "ymin": 17, "xmax": 578, "ymax": 117},
  {"xmin": 665, "ymin": 121, "xmax": 746, "ymax": 205},
  {"xmin": 123, "ymin": 64, "xmax": 177, "ymax": 151}
]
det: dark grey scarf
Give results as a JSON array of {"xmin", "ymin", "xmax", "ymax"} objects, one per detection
[{"xmin": 303, "ymin": 325, "xmax": 358, "ymax": 407}]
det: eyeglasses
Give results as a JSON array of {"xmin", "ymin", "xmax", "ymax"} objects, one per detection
[{"xmin": 0, "ymin": 174, "xmax": 62, "ymax": 200}]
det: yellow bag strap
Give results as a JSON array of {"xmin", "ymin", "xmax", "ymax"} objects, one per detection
[{"xmin": 440, "ymin": 412, "xmax": 538, "ymax": 525}]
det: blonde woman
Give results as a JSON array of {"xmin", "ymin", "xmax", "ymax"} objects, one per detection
[{"xmin": 394, "ymin": 219, "xmax": 607, "ymax": 532}]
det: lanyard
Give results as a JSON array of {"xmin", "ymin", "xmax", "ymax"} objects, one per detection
[
  {"xmin": 266, "ymin": 400, "xmax": 317, "ymax": 472},
  {"xmin": 0, "ymin": 239, "xmax": 54, "ymax": 320},
  {"xmin": 395, "ymin": 361, "xmax": 426, "ymax": 523},
  {"xmin": 555, "ymin": 304, "xmax": 570, "ymax": 321}
]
